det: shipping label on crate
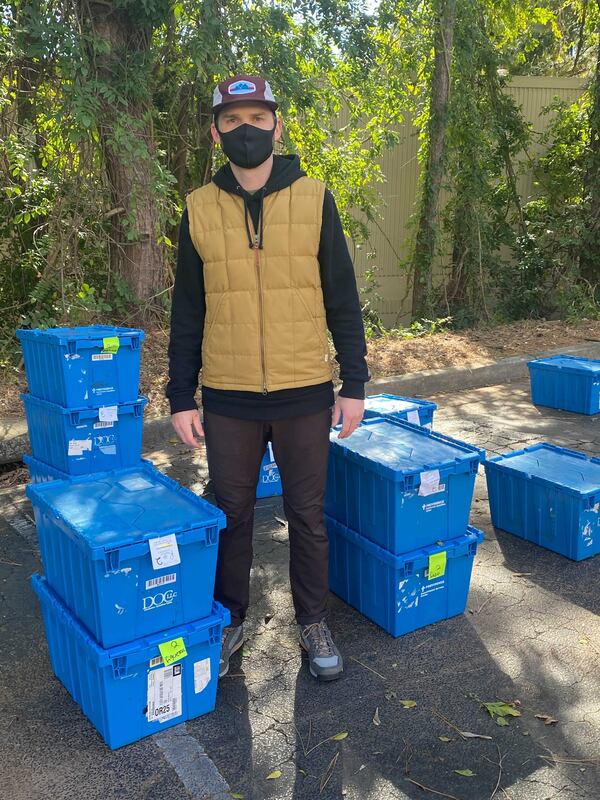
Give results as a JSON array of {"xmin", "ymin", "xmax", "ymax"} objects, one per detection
[
  {"xmin": 68, "ymin": 439, "xmax": 92, "ymax": 457},
  {"xmin": 91, "ymin": 352, "xmax": 113, "ymax": 362},
  {"xmin": 99, "ymin": 405, "xmax": 118, "ymax": 422},
  {"xmin": 418, "ymin": 469, "xmax": 445, "ymax": 497},
  {"xmin": 194, "ymin": 658, "xmax": 211, "ymax": 694},
  {"xmin": 147, "ymin": 664, "xmax": 182, "ymax": 724},
  {"xmin": 149, "ymin": 534, "xmax": 181, "ymax": 570}
]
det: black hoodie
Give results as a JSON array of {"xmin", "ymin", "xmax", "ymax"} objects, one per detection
[{"xmin": 166, "ymin": 153, "xmax": 369, "ymax": 420}]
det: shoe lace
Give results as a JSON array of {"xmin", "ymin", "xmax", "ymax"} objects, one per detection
[{"xmin": 303, "ymin": 620, "xmax": 334, "ymax": 657}]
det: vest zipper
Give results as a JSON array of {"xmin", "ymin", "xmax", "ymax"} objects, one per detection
[{"xmin": 253, "ymin": 232, "xmax": 268, "ymax": 394}]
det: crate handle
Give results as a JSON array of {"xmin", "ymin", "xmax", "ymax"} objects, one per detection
[
  {"xmin": 69, "ymin": 411, "xmax": 80, "ymax": 426},
  {"xmin": 105, "ymin": 550, "xmax": 121, "ymax": 571},
  {"xmin": 67, "ymin": 339, "xmax": 76, "ymax": 355},
  {"xmin": 112, "ymin": 656, "xmax": 128, "ymax": 678}
]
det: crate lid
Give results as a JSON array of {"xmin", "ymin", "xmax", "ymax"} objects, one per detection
[
  {"xmin": 327, "ymin": 515, "xmax": 484, "ymax": 569},
  {"xmin": 31, "ymin": 574, "xmax": 230, "ymax": 668},
  {"xmin": 330, "ymin": 418, "xmax": 483, "ymax": 480},
  {"xmin": 16, "ymin": 325, "xmax": 144, "ymax": 346},
  {"xmin": 528, "ymin": 355, "xmax": 600, "ymax": 374},
  {"xmin": 486, "ymin": 443, "xmax": 600, "ymax": 495},
  {"xmin": 364, "ymin": 394, "xmax": 437, "ymax": 414},
  {"xmin": 20, "ymin": 393, "xmax": 147, "ymax": 417},
  {"xmin": 26, "ymin": 462, "xmax": 225, "ymax": 550}
]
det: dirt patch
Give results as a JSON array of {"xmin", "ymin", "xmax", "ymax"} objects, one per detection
[{"xmin": 1, "ymin": 319, "xmax": 599, "ymax": 420}]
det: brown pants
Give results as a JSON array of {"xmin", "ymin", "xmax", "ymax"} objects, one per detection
[{"xmin": 203, "ymin": 408, "xmax": 332, "ymax": 627}]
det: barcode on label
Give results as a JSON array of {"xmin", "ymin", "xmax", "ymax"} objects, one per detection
[
  {"xmin": 91, "ymin": 353, "xmax": 113, "ymax": 361},
  {"xmin": 145, "ymin": 573, "xmax": 177, "ymax": 590},
  {"xmin": 149, "ymin": 656, "xmax": 163, "ymax": 667},
  {"xmin": 93, "ymin": 421, "xmax": 114, "ymax": 429}
]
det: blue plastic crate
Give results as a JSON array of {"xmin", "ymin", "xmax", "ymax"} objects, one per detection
[
  {"xmin": 23, "ymin": 453, "xmax": 154, "ymax": 484},
  {"xmin": 17, "ymin": 325, "xmax": 144, "ymax": 408},
  {"xmin": 364, "ymin": 394, "xmax": 437, "ymax": 428},
  {"xmin": 528, "ymin": 355, "xmax": 600, "ymax": 415},
  {"xmin": 32, "ymin": 574, "xmax": 229, "ymax": 749},
  {"xmin": 485, "ymin": 443, "xmax": 600, "ymax": 561},
  {"xmin": 256, "ymin": 442, "xmax": 282, "ymax": 498},
  {"xmin": 326, "ymin": 417, "xmax": 484, "ymax": 554},
  {"xmin": 327, "ymin": 516, "xmax": 483, "ymax": 637},
  {"xmin": 26, "ymin": 462, "xmax": 226, "ymax": 647},
  {"xmin": 21, "ymin": 393, "xmax": 147, "ymax": 475}
]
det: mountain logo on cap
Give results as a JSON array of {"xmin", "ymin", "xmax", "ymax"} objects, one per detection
[{"xmin": 228, "ymin": 80, "xmax": 257, "ymax": 95}]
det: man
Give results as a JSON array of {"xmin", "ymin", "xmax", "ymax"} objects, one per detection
[{"xmin": 166, "ymin": 74, "xmax": 369, "ymax": 682}]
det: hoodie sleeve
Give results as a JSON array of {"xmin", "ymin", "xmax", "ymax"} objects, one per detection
[
  {"xmin": 166, "ymin": 206, "xmax": 206, "ymax": 414},
  {"xmin": 319, "ymin": 189, "xmax": 370, "ymax": 398}
]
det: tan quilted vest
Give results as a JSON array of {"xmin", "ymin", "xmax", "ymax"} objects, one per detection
[{"xmin": 185, "ymin": 176, "xmax": 333, "ymax": 392}]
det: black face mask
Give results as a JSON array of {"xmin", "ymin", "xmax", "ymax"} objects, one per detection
[{"xmin": 218, "ymin": 122, "xmax": 276, "ymax": 169}]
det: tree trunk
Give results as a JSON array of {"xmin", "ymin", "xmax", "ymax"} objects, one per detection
[
  {"xmin": 580, "ymin": 3, "xmax": 600, "ymax": 288},
  {"xmin": 78, "ymin": 1, "xmax": 165, "ymax": 310},
  {"xmin": 411, "ymin": 0, "xmax": 456, "ymax": 319}
]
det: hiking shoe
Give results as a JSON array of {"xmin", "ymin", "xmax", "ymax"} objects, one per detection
[
  {"xmin": 299, "ymin": 619, "xmax": 343, "ymax": 681},
  {"xmin": 219, "ymin": 624, "xmax": 244, "ymax": 678}
]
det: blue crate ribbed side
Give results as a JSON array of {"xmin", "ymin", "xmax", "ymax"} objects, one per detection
[
  {"xmin": 256, "ymin": 442, "xmax": 282, "ymax": 498},
  {"xmin": 327, "ymin": 516, "xmax": 483, "ymax": 637},
  {"xmin": 32, "ymin": 575, "xmax": 229, "ymax": 749},
  {"xmin": 326, "ymin": 418, "xmax": 484, "ymax": 554},
  {"xmin": 16, "ymin": 326, "xmax": 144, "ymax": 408},
  {"xmin": 23, "ymin": 453, "xmax": 155, "ymax": 484},
  {"xmin": 484, "ymin": 443, "xmax": 600, "ymax": 561},
  {"xmin": 363, "ymin": 393, "xmax": 437, "ymax": 428},
  {"xmin": 21, "ymin": 393, "xmax": 146, "ymax": 475},
  {"xmin": 528, "ymin": 355, "xmax": 600, "ymax": 415},
  {"xmin": 26, "ymin": 463, "xmax": 226, "ymax": 648}
]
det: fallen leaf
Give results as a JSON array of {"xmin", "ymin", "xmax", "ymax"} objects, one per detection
[
  {"xmin": 535, "ymin": 714, "xmax": 558, "ymax": 725},
  {"xmin": 439, "ymin": 736, "xmax": 452, "ymax": 742},
  {"xmin": 330, "ymin": 731, "xmax": 349, "ymax": 741},
  {"xmin": 454, "ymin": 769, "xmax": 476, "ymax": 777},
  {"xmin": 399, "ymin": 699, "xmax": 417, "ymax": 709},
  {"xmin": 320, "ymin": 752, "xmax": 339, "ymax": 793},
  {"xmin": 266, "ymin": 770, "xmax": 281, "ymax": 780},
  {"xmin": 496, "ymin": 717, "xmax": 509, "ymax": 727},
  {"xmin": 373, "ymin": 707, "xmax": 381, "ymax": 726},
  {"xmin": 298, "ymin": 768, "xmax": 308, "ymax": 777},
  {"xmin": 482, "ymin": 701, "xmax": 521, "ymax": 723},
  {"xmin": 168, "ymin": 437, "xmax": 179, "ymax": 444},
  {"xmin": 274, "ymin": 515, "xmax": 286, "ymax": 526},
  {"xmin": 460, "ymin": 731, "xmax": 493, "ymax": 740},
  {"xmin": 230, "ymin": 794, "xmax": 244, "ymax": 799}
]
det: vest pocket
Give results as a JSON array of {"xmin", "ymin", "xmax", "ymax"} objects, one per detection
[
  {"xmin": 203, "ymin": 293, "xmax": 225, "ymax": 353},
  {"xmin": 293, "ymin": 287, "xmax": 329, "ymax": 353}
]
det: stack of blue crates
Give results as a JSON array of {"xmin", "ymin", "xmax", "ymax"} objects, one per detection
[
  {"xmin": 18, "ymin": 326, "xmax": 229, "ymax": 749},
  {"xmin": 483, "ymin": 355, "xmax": 600, "ymax": 561},
  {"xmin": 325, "ymin": 402, "xmax": 485, "ymax": 637}
]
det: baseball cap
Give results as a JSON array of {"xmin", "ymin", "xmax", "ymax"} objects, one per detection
[{"xmin": 212, "ymin": 74, "xmax": 279, "ymax": 117}]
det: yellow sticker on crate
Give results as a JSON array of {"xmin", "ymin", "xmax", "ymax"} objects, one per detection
[
  {"xmin": 158, "ymin": 637, "xmax": 188, "ymax": 667},
  {"xmin": 102, "ymin": 336, "xmax": 120, "ymax": 355},
  {"xmin": 428, "ymin": 551, "xmax": 447, "ymax": 580}
]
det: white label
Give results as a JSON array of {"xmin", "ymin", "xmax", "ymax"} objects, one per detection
[
  {"xmin": 99, "ymin": 405, "xmax": 118, "ymax": 422},
  {"xmin": 119, "ymin": 476, "xmax": 154, "ymax": 492},
  {"xmin": 423, "ymin": 500, "xmax": 446, "ymax": 512},
  {"xmin": 93, "ymin": 421, "xmax": 114, "ymax": 429},
  {"xmin": 149, "ymin": 534, "xmax": 181, "ymax": 571},
  {"xmin": 146, "ymin": 573, "xmax": 177, "ymax": 590},
  {"xmin": 418, "ymin": 469, "xmax": 445, "ymax": 497},
  {"xmin": 92, "ymin": 353, "xmax": 113, "ymax": 361},
  {"xmin": 92, "ymin": 386, "xmax": 115, "ymax": 395},
  {"xmin": 194, "ymin": 658, "xmax": 211, "ymax": 694},
  {"xmin": 406, "ymin": 410, "xmax": 421, "ymax": 425},
  {"xmin": 147, "ymin": 664, "xmax": 182, "ymax": 723},
  {"xmin": 68, "ymin": 439, "xmax": 92, "ymax": 457}
]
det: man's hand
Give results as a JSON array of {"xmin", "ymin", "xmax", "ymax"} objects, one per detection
[
  {"xmin": 331, "ymin": 396, "xmax": 364, "ymax": 439},
  {"xmin": 171, "ymin": 409, "xmax": 204, "ymax": 448}
]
